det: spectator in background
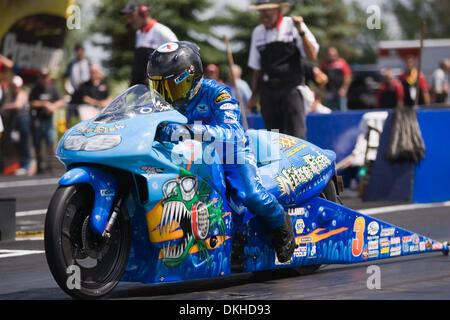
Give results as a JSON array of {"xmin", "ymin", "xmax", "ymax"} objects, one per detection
[
  {"xmin": 399, "ymin": 55, "xmax": 430, "ymax": 107},
  {"xmin": 78, "ymin": 64, "xmax": 112, "ymax": 121},
  {"xmin": 430, "ymin": 58, "xmax": 449, "ymax": 104},
  {"xmin": 226, "ymin": 64, "xmax": 252, "ymax": 109},
  {"xmin": 376, "ymin": 69, "xmax": 404, "ymax": 108},
  {"xmin": 0, "ymin": 54, "xmax": 14, "ymax": 105},
  {"xmin": 120, "ymin": 0, "xmax": 178, "ymax": 86},
  {"xmin": 63, "ymin": 42, "xmax": 91, "ymax": 127},
  {"xmin": 247, "ymin": 0, "xmax": 319, "ymax": 140},
  {"xmin": 320, "ymin": 47, "xmax": 352, "ymax": 112},
  {"xmin": 1, "ymin": 75, "xmax": 31, "ymax": 176},
  {"xmin": 205, "ymin": 64, "xmax": 224, "ymax": 84},
  {"xmin": 0, "ymin": 54, "xmax": 14, "ymax": 173},
  {"xmin": 29, "ymin": 69, "xmax": 65, "ymax": 174}
]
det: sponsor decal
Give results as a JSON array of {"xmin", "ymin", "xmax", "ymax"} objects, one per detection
[
  {"xmin": 219, "ymin": 103, "xmax": 236, "ymax": 110},
  {"xmin": 367, "ymin": 221, "xmax": 379, "ymax": 236},
  {"xmin": 380, "ymin": 227, "xmax": 395, "ymax": 237},
  {"xmin": 309, "ymin": 244, "xmax": 317, "ymax": 259},
  {"xmin": 402, "ymin": 236, "xmax": 411, "ymax": 253},
  {"xmin": 215, "ymin": 92, "xmax": 232, "ymax": 104},
  {"xmin": 362, "ymin": 248, "xmax": 369, "ymax": 260},
  {"xmin": 368, "ymin": 240, "xmax": 379, "ymax": 250},
  {"xmin": 390, "ymin": 237, "xmax": 401, "ymax": 245},
  {"xmin": 286, "ymin": 144, "xmax": 307, "ymax": 157},
  {"xmin": 100, "ymin": 189, "xmax": 114, "ymax": 196},
  {"xmin": 275, "ymin": 152, "xmax": 332, "ymax": 196},
  {"xmin": 402, "ymin": 236, "xmax": 411, "ymax": 243},
  {"xmin": 419, "ymin": 242, "xmax": 425, "ymax": 251},
  {"xmin": 136, "ymin": 106, "xmax": 154, "ymax": 114},
  {"xmin": 294, "ymin": 246, "xmax": 307, "ymax": 258},
  {"xmin": 411, "ymin": 234, "xmax": 420, "ymax": 244},
  {"xmin": 196, "ymin": 104, "xmax": 209, "ymax": 113},
  {"xmin": 276, "ymin": 135, "xmax": 297, "ymax": 151},
  {"xmin": 368, "ymin": 250, "xmax": 379, "ymax": 259},
  {"xmin": 224, "ymin": 111, "xmax": 238, "ymax": 121},
  {"xmin": 379, "ymin": 238, "xmax": 390, "ymax": 247},
  {"xmin": 380, "ymin": 247, "xmax": 389, "ymax": 254},
  {"xmin": 409, "ymin": 244, "xmax": 419, "ymax": 252},
  {"xmin": 390, "ymin": 246, "xmax": 401, "ymax": 256},
  {"xmin": 288, "ymin": 207, "xmax": 305, "ymax": 216},
  {"xmin": 77, "ymin": 124, "xmax": 125, "ymax": 134},
  {"xmin": 432, "ymin": 242, "xmax": 443, "ymax": 250},
  {"xmin": 141, "ymin": 166, "xmax": 164, "ymax": 175},
  {"xmin": 295, "ymin": 219, "xmax": 305, "ymax": 235},
  {"xmin": 157, "ymin": 42, "xmax": 179, "ymax": 53},
  {"xmin": 299, "ymin": 236, "xmax": 313, "ymax": 243},
  {"xmin": 425, "ymin": 240, "xmax": 432, "ymax": 249}
]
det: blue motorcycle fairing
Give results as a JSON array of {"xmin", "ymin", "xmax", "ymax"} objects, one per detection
[
  {"xmin": 56, "ymin": 109, "xmax": 187, "ymax": 175},
  {"xmin": 246, "ymin": 129, "xmax": 337, "ymax": 207},
  {"xmin": 59, "ymin": 166, "xmax": 119, "ymax": 236}
]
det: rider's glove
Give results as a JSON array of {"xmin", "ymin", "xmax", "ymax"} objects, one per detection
[{"xmin": 156, "ymin": 123, "xmax": 191, "ymax": 142}]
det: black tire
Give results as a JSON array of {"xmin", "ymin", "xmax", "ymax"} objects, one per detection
[
  {"xmin": 44, "ymin": 184, "xmax": 130, "ymax": 299},
  {"xmin": 292, "ymin": 178, "xmax": 339, "ymax": 276}
]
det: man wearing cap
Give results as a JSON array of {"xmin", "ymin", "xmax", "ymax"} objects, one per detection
[
  {"xmin": 120, "ymin": 1, "xmax": 178, "ymax": 86},
  {"xmin": 247, "ymin": 0, "xmax": 319, "ymax": 140}
]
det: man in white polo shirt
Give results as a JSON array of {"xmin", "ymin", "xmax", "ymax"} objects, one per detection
[
  {"xmin": 247, "ymin": 0, "xmax": 319, "ymax": 139},
  {"xmin": 120, "ymin": 1, "xmax": 178, "ymax": 86}
]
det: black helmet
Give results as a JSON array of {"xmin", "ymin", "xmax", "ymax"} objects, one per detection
[{"xmin": 147, "ymin": 41, "xmax": 203, "ymax": 107}]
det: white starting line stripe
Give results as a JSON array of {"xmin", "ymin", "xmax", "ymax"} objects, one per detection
[
  {"xmin": 16, "ymin": 209, "xmax": 47, "ymax": 217},
  {"xmin": 0, "ymin": 178, "xmax": 58, "ymax": 189},
  {"xmin": 359, "ymin": 201, "xmax": 450, "ymax": 216},
  {"xmin": 0, "ymin": 249, "xmax": 44, "ymax": 259}
]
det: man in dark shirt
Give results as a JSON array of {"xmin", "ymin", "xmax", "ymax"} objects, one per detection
[
  {"xmin": 377, "ymin": 69, "xmax": 404, "ymax": 108},
  {"xmin": 320, "ymin": 47, "xmax": 352, "ymax": 111},
  {"xmin": 29, "ymin": 69, "xmax": 65, "ymax": 174},
  {"xmin": 77, "ymin": 64, "xmax": 112, "ymax": 120}
]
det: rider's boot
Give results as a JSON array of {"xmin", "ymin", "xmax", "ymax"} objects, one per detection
[{"xmin": 272, "ymin": 213, "xmax": 297, "ymax": 263}]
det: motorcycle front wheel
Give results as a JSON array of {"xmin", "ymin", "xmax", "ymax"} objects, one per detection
[{"xmin": 44, "ymin": 184, "xmax": 130, "ymax": 299}]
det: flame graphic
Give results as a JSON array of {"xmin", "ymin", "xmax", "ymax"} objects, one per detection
[{"xmin": 296, "ymin": 227, "xmax": 348, "ymax": 244}]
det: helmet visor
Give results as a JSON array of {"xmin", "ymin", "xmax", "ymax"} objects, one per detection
[{"xmin": 149, "ymin": 69, "xmax": 194, "ymax": 105}]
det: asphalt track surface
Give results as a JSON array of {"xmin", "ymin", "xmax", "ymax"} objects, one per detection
[{"xmin": 1, "ymin": 174, "xmax": 449, "ymax": 301}]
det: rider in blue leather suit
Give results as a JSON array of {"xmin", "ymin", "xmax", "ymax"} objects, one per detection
[{"xmin": 147, "ymin": 41, "xmax": 296, "ymax": 262}]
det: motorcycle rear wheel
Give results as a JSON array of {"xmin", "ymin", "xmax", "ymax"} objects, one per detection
[{"xmin": 44, "ymin": 184, "xmax": 130, "ymax": 299}]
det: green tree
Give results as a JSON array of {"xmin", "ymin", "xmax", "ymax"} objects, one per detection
[{"xmin": 386, "ymin": 0, "xmax": 450, "ymax": 39}]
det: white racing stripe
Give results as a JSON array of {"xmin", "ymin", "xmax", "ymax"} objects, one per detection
[
  {"xmin": 359, "ymin": 201, "xmax": 450, "ymax": 216},
  {"xmin": 16, "ymin": 209, "xmax": 47, "ymax": 217},
  {"xmin": 0, "ymin": 178, "xmax": 58, "ymax": 189},
  {"xmin": 0, "ymin": 249, "xmax": 44, "ymax": 259}
]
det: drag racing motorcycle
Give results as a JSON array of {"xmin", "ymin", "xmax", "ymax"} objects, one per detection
[{"xmin": 44, "ymin": 84, "xmax": 449, "ymax": 299}]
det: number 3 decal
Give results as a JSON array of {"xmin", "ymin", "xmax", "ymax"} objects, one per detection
[{"xmin": 352, "ymin": 217, "xmax": 365, "ymax": 257}]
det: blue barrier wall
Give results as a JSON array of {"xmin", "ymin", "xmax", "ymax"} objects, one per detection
[
  {"xmin": 246, "ymin": 107, "xmax": 450, "ymax": 203},
  {"xmin": 412, "ymin": 109, "xmax": 450, "ymax": 203}
]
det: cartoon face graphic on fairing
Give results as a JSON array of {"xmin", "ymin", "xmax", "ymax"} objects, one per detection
[{"xmin": 155, "ymin": 169, "xmax": 227, "ymax": 267}]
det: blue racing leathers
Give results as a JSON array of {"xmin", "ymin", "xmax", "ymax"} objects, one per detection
[{"xmin": 159, "ymin": 79, "xmax": 285, "ymax": 229}]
